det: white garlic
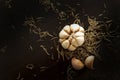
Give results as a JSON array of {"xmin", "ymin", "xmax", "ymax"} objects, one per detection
[
  {"xmin": 68, "ymin": 45, "xmax": 76, "ymax": 51},
  {"xmin": 71, "ymin": 38, "xmax": 79, "ymax": 47},
  {"xmin": 63, "ymin": 25, "xmax": 71, "ymax": 33},
  {"xmin": 76, "ymin": 37, "xmax": 85, "ymax": 46},
  {"xmin": 71, "ymin": 57, "xmax": 84, "ymax": 70},
  {"xmin": 59, "ymin": 24, "xmax": 85, "ymax": 51},
  {"xmin": 59, "ymin": 30, "xmax": 69, "ymax": 39},
  {"xmin": 61, "ymin": 40, "xmax": 70, "ymax": 49},
  {"xmin": 70, "ymin": 24, "xmax": 80, "ymax": 32},
  {"xmin": 85, "ymin": 55, "xmax": 95, "ymax": 69}
]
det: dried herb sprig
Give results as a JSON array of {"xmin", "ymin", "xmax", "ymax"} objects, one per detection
[{"xmin": 23, "ymin": 17, "xmax": 57, "ymax": 59}]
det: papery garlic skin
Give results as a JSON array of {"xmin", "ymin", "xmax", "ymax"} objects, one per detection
[
  {"xmin": 71, "ymin": 57, "xmax": 84, "ymax": 70},
  {"xmin": 59, "ymin": 24, "xmax": 85, "ymax": 51},
  {"xmin": 85, "ymin": 55, "xmax": 95, "ymax": 69}
]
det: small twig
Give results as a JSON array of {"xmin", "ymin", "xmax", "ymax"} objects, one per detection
[{"xmin": 40, "ymin": 45, "xmax": 50, "ymax": 55}]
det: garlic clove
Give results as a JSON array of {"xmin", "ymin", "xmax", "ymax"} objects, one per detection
[
  {"xmin": 76, "ymin": 37, "xmax": 84, "ymax": 46},
  {"xmin": 59, "ymin": 39, "xmax": 65, "ymax": 43},
  {"xmin": 62, "ymin": 40, "xmax": 70, "ymax": 49},
  {"xmin": 79, "ymin": 26, "xmax": 85, "ymax": 33},
  {"xmin": 71, "ymin": 38, "xmax": 79, "ymax": 47},
  {"xmin": 63, "ymin": 25, "xmax": 71, "ymax": 34},
  {"xmin": 68, "ymin": 45, "xmax": 76, "ymax": 51},
  {"xmin": 74, "ymin": 31, "xmax": 84, "ymax": 37},
  {"xmin": 70, "ymin": 24, "xmax": 80, "ymax": 32},
  {"xmin": 85, "ymin": 55, "xmax": 95, "ymax": 69},
  {"xmin": 71, "ymin": 57, "xmax": 84, "ymax": 70},
  {"xmin": 59, "ymin": 30, "xmax": 69, "ymax": 39}
]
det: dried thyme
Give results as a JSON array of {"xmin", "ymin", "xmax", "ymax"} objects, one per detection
[
  {"xmin": 29, "ymin": 45, "xmax": 33, "ymax": 51},
  {"xmin": 0, "ymin": 46, "xmax": 7, "ymax": 53},
  {"xmin": 4, "ymin": 0, "xmax": 12, "ymax": 8},
  {"xmin": 16, "ymin": 72, "xmax": 21, "ymax": 80},
  {"xmin": 26, "ymin": 64, "xmax": 34, "ymax": 70},
  {"xmin": 40, "ymin": 66, "xmax": 48, "ymax": 72},
  {"xmin": 40, "ymin": 45, "xmax": 50, "ymax": 55}
]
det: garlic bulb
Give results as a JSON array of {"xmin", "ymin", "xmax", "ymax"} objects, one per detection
[
  {"xmin": 59, "ymin": 24, "xmax": 85, "ymax": 51},
  {"xmin": 71, "ymin": 57, "xmax": 84, "ymax": 70},
  {"xmin": 85, "ymin": 55, "xmax": 95, "ymax": 69}
]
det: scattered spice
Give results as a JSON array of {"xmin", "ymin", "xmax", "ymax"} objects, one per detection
[
  {"xmin": 24, "ymin": 17, "xmax": 54, "ymax": 41},
  {"xmin": 26, "ymin": 64, "xmax": 34, "ymax": 70},
  {"xmin": 33, "ymin": 74, "xmax": 37, "ymax": 77},
  {"xmin": 0, "ymin": 46, "xmax": 7, "ymax": 53},
  {"xmin": 40, "ymin": 66, "xmax": 48, "ymax": 72},
  {"xmin": 40, "ymin": 45, "xmax": 50, "ymax": 55},
  {"xmin": 20, "ymin": 78, "xmax": 24, "ymax": 80},
  {"xmin": 16, "ymin": 72, "xmax": 21, "ymax": 80},
  {"xmin": 29, "ymin": 45, "xmax": 33, "ymax": 51},
  {"xmin": 4, "ymin": 0, "xmax": 12, "ymax": 8},
  {"xmin": 104, "ymin": 3, "xmax": 107, "ymax": 9}
]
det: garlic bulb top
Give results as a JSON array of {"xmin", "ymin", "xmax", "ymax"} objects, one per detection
[{"xmin": 59, "ymin": 24, "xmax": 85, "ymax": 51}]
